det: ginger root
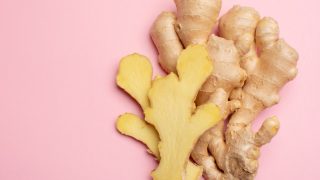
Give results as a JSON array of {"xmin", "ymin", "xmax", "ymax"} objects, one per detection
[
  {"xmin": 202, "ymin": 9, "xmax": 298, "ymax": 180},
  {"xmin": 150, "ymin": 1, "xmax": 298, "ymax": 179},
  {"xmin": 116, "ymin": 45, "xmax": 221, "ymax": 180},
  {"xmin": 175, "ymin": 0, "xmax": 222, "ymax": 46},
  {"xmin": 151, "ymin": 12, "xmax": 183, "ymax": 73},
  {"xmin": 219, "ymin": 6, "xmax": 260, "ymax": 57},
  {"xmin": 196, "ymin": 35, "xmax": 247, "ymax": 105}
]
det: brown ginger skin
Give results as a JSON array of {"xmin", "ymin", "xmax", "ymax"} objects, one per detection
[
  {"xmin": 191, "ymin": 36, "xmax": 246, "ymax": 179},
  {"xmin": 150, "ymin": 12, "xmax": 183, "ymax": 73},
  {"xmin": 150, "ymin": 0, "xmax": 222, "ymax": 73},
  {"xmin": 175, "ymin": 0, "xmax": 222, "ymax": 46},
  {"xmin": 150, "ymin": 1, "xmax": 298, "ymax": 179},
  {"xmin": 219, "ymin": 6, "xmax": 261, "ymax": 74},
  {"xmin": 192, "ymin": 88, "xmax": 241, "ymax": 179},
  {"xmin": 219, "ymin": 6, "xmax": 260, "ymax": 56},
  {"xmin": 197, "ymin": 35, "xmax": 246, "ymax": 105},
  {"xmin": 205, "ymin": 16, "xmax": 298, "ymax": 180}
]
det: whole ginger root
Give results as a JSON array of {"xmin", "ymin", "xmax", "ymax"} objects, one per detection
[
  {"xmin": 150, "ymin": 1, "xmax": 298, "ymax": 179},
  {"xmin": 205, "ymin": 13, "xmax": 298, "ymax": 180}
]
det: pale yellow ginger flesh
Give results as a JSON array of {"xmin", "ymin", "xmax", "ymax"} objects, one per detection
[
  {"xmin": 116, "ymin": 45, "xmax": 221, "ymax": 180},
  {"xmin": 146, "ymin": 45, "xmax": 220, "ymax": 180},
  {"xmin": 185, "ymin": 162, "xmax": 204, "ymax": 180},
  {"xmin": 116, "ymin": 113, "xmax": 202, "ymax": 180},
  {"xmin": 116, "ymin": 52, "xmax": 203, "ymax": 180},
  {"xmin": 116, "ymin": 54, "xmax": 152, "ymax": 110},
  {"xmin": 117, "ymin": 113, "xmax": 160, "ymax": 158},
  {"xmin": 150, "ymin": 1, "xmax": 298, "ymax": 179}
]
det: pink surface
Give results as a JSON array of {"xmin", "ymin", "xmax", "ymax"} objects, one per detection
[{"xmin": 0, "ymin": 0, "xmax": 319, "ymax": 179}]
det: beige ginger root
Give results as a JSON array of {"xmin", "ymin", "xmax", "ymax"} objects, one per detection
[
  {"xmin": 190, "ymin": 36, "xmax": 248, "ymax": 179},
  {"xmin": 150, "ymin": 2, "xmax": 298, "ymax": 179},
  {"xmin": 203, "ymin": 12, "xmax": 299, "ymax": 180},
  {"xmin": 116, "ymin": 45, "xmax": 221, "ymax": 180},
  {"xmin": 219, "ymin": 6, "xmax": 262, "ymax": 87},
  {"xmin": 196, "ymin": 35, "xmax": 247, "ymax": 105},
  {"xmin": 151, "ymin": 12, "xmax": 183, "ymax": 73},
  {"xmin": 219, "ymin": 6, "xmax": 260, "ymax": 57},
  {"xmin": 175, "ymin": 0, "xmax": 222, "ymax": 46}
]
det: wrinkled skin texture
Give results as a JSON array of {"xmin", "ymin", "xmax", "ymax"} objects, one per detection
[
  {"xmin": 213, "ymin": 16, "xmax": 298, "ymax": 179},
  {"xmin": 151, "ymin": 1, "xmax": 298, "ymax": 179}
]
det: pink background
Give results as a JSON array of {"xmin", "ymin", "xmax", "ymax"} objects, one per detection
[{"xmin": 0, "ymin": 0, "xmax": 319, "ymax": 179}]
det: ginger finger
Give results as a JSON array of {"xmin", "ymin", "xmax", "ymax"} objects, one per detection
[
  {"xmin": 219, "ymin": 6, "xmax": 261, "ymax": 74},
  {"xmin": 219, "ymin": 5, "xmax": 260, "ymax": 56},
  {"xmin": 196, "ymin": 35, "xmax": 247, "ymax": 105},
  {"xmin": 175, "ymin": 0, "xmax": 222, "ymax": 46},
  {"xmin": 150, "ymin": 12, "xmax": 183, "ymax": 73},
  {"xmin": 117, "ymin": 113, "xmax": 160, "ymax": 158},
  {"xmin": 254, "ymin": 116, "xmax": 280, "ymax": 147},
  {"xmin": 116, "ymin": 54, "xmax": 152, "ymax": 109}
]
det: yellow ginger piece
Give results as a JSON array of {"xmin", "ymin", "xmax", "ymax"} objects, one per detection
[
  {"xmin": 116, "ymin": 114, "xmax": 203, "ymax": 180},
  {"xmin": 116, "ymin": 53, "xmax": 202, "ymax": 180},
  {"xmin": 116, "ymin": 45, "xmax": 221, "ymax": 180},
  {"xmin": 145, "ymin": 45, "xmax": 220, "ymax": 180}
]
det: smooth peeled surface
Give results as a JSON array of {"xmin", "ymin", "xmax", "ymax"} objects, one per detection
[
  {"xmin": 116, "ymin": 47, "xmax": 217, "ymax": 180},
  {"xmin": 116, "ymin": 54, "xmax": 152, "ymax": 109},
  {"xmin": 116, "ymin": 113, "xmax": 160, "ymax": 158},
  {"xmin": 144, "ymin": 45, "xmax": 221, "ymax": 180}
]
